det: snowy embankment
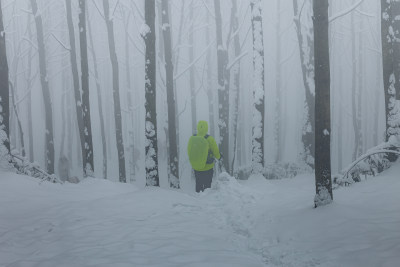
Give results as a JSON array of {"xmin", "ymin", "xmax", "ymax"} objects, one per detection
[{"xmin": 1, "ymin": 164, "xmax": 399, "ymax": 267}]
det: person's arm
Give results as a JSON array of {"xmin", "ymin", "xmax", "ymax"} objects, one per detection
[{"xmin": 208, "ymin": 136, "xmax": 221, "ymax": 159}]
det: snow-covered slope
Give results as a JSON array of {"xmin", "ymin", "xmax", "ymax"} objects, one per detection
[{"xmin": 0, "ymin": 164, "xmax": 399, "ymax": 267}]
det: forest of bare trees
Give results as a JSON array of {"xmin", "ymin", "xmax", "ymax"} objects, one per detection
[{"xmin": 0, "ymin": 0, "xmax": 400, "ymax": 207}]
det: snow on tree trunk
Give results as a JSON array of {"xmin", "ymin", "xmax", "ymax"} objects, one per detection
[
  {"xmin": 293, "ymin": 0, "xmax": 315, "ymax": 168},
  {"xmin": 102, "ymin": 0, "xmax": 126, "ymax": 183},
  {"xmin": 250, "ymin": 0, "xmax": 265, "ymax": 174},
  {"xmin": 313, "ymin": 0, "xmax": 333, "ymax": 207},
  {"xmin": 162, "ymin": 0, "xmax": 179, "ymax": 188},
  {"xmin": 206, "ymin": 8, "xmax": 215, "ymax": 138},
  {"xmin": 78, "ymin": 0, "xmax": 94, "ymax": 177},
  {"xmin": 381, "ymin": 0, "xmax": 400, "ymax": 144},
  {"xmin": 66, "ymin": 0, "xmax": 92, "ymax": 177},
  {"xmin": 87, "ymin": 5, "xmax": 107, "ymax": 179},
  {"xmin": 230, "ymin": 0, "xmax": 241, "ymax": 173},
  {"xmin": 351, "ymin": 7, "xmax": 363, "ymax": 161},
  {"xmin": 144, "ymin": 0, "xmax": 160, "ymax": 186},
  {"xmin": 30, "ymin": 0, "xmax": 55, "ymax": 174},
  {"xmin": 214, "ymin": 0, "xmax": 230, "ymax": 172},
  {"xmin": 0, "ymin": 0, "xmax": 10, "ymax": 161}
]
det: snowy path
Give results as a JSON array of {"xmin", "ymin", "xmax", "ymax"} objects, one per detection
[{"xmin": 1, "ymin": 164, "xmax": 400, "ymax": 267}]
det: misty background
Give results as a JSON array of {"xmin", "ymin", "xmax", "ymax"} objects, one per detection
[{"xmin": 1, "ymin": 0, "xmax": 384, "ymax": 189}]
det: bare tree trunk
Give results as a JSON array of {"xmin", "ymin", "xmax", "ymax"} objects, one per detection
[
  {"xmin": 30, "ymin": 0, "xmax": 55, "ymax": 174},
  {"xmin": 78, "ymin": 0, "xmax": 94, "ymax": 176},
  {"xmin": 206, "ymin": 7, "xmax": 215, "ymax": 138},
  {"xmin": 351, "ymin": 7, "xmax": 363, "ymax": 161},
  {"xmin": 293, "ymin": 0, "xmax": 315, "ymax": 168},
  {"xmin": 189, "ymin": 3, "xmax": 197, "ymax": 133},
  {"xmin": 250, "ymin": 0, "xmax": 265, "ymax": 173},
  {"xmin": 162, "ymin": 0, "xmax": 179, "ymax": 188},
  {"xmin": 25, "ymin": 23, "xmax": 34, "ymax": 162},
  {"xmin": 275, "ymin": 0, "xmax": 283, "ymax": 163},
  {"xmin": 144, "ymin": 0, "xmax": 160, "ymax": 186},
  {"xmin": 0, "ymin": 0, "xmax": 10, "ymax": 156},
  {"xmin": 313, "ymin": 0, "xmax": 333, "ymax": 207},
  {"xmin": 214, "ymin": 0, "xmax": 230, "ymax": 172},
  {"xmin": 381, "ymin": 0, "xmax": 400, "ymax": 142},
  {"xmin": 9, "ymin": 82, "xmax": 25, "ymax": 157},
  {"xmin": 102, "ymin": 0, "xmax": 126, "ymax": 182},
  {"xmin": 357, "ymin": 12, "xmax": 363, "ymax": 155},
  {"xmin": 87, "ymin": 5, "xmax": 107, "ymax": 179},
  {"xmin": 230, "ymin": 0, "xmax": 241, "ymax": 173}
]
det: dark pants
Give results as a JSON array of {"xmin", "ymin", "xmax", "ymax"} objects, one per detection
[{"xmin": 194, "ymin": 169, "xmax": 214, "ymax": 193}]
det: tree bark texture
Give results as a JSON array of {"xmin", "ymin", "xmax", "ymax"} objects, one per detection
[
  {"xmin": 381, "ymin": 0, "xmax": 400, "ymax": 142},
  {"xmin": 214, "ymin": 0, "xmax": 230, "ymax": 172},
  {"xmin": 313, "ymin": 0, "xmax": 333, "ymax": 207},
  {"xmin": 250, "ymin": 0, "xmax": 265, "ymax": 174},
  {"xmin": 144, "ymin": 0, "xmax": 160, "ymax": 186},
  {"xmin": 78, "ymin": 0, "xmax": 94, "ymax": 176}
]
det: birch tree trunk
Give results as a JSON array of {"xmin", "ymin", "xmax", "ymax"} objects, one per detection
[
  {"xmin": 293, "ymin": 0, "xmax": 315, "ymax": 168},
  {"xmin": 30, "ymin": 0, "xmax": 55, "ymax": 174},
  {"xmin": 214, "ymin": 0, "xmax": 230, "ymax": 172},
  {"xmin": 250, "ymin": 0, "xmax": 265, "ymax": 173},
  {"xmin": 313, "ymin": 0, "xmax": 333, "ymax": 207},
  {"xmin": 0, "ymin": 0, "xmax": 10, "ymax": 156},
  {"xmin": 102, "ymin": 0, "xmax": 126, "ymax": 182},
  {"xmin": 87, "ymin": 5, "xmax": 107, "ymax": 179},
  {"xmin": 144, "ymin": 0, "xmax": 160, "ymax": 186},
  {"xmin": 381, "ymin": 0, "xmax": 400, "ymax": 143},
  {"xmin": 162, "ymin": 0, "xmax": 179, "ymax": 188}
]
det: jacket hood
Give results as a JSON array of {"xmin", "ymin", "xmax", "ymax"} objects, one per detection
[{"xmin": 197, "ymin": 121, "xmax": 208, "ymax": 136}]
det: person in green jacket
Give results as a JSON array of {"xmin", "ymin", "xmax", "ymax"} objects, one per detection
[{"xmin": 187, "ymin": 121, "xmax": 221, "ymax": 192}]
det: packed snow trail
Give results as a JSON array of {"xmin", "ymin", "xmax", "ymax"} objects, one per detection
[{"xmin": 1, "ymin": 163, "xmax": 400, "ymax": 266}]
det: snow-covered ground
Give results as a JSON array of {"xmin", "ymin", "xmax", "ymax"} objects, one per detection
[{"xmin": 1, "ymin": 164, "xmax": 399, "ymax": 267}]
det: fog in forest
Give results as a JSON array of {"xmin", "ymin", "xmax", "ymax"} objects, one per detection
[{"xmin": 0, "ymin": 0, "xmax": 388, "ymax": 190}]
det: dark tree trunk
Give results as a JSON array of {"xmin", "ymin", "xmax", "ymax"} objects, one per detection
[
  {"xmin": 162, "ymin": 0, "xmax": 180, "ymax": 188},
  {"xmin": 230, "ymin": 0, "xmax": 241, "ymax": 173},
  {"xmin": 102, "ymin": 0, "xmax": 126, "ymax": 182},
  {"xmin": 293, "ymin": 0, "xmax": 315, "ymax": 168},
  {"xmin": 313, "ymin": 0, "xmax": 333, "ymax": 207},
  {"xmin": 381, "ymin": 0, "xmax": 400, "ymax": 142},
  {"xmin": 78, "ymin": 0, "xmax": 94, "ymax": 176},
  {"xmin": 250, "ymin": 0, "xmax": 265, "ymax": 173},
  {"xmin": 30, "ymin": 0, "xmax": 55, "ymax": 174},
  {"xmin": 0, "ymin": 0, "xmax": 10, "ymax": 156},
  {"xmin": 87, "ymin": 5, "xmax": 107, "ymax": 179},
  {"xmin": 214, "ymin": 0, "xmax": 230, "ymax": 172},
  {"xmin": 144, "ymin": 0, "xmax": 159, "ymax": 186}
]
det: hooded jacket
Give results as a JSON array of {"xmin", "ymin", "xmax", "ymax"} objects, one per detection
[{"xmin": 187, "ymin": 121, "xmax": 221, "ymax": 171}]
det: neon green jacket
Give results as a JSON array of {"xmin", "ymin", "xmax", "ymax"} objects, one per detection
[{"xmin": 187, "ymin": 121, "xmax": 221, "ymax": 171}]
